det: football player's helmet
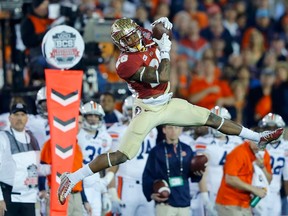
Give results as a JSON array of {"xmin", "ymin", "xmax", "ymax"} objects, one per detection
[
  {"xmin": 80, "ymin": 101, "xmax": 105, "ymax": 131},
  {"xmin": 35, "ymin": 86, "xmax": 47, "ymax": 118},
  {"xmin": 122, "ymin": 95, "xmax": 135, "ymax": 120},
  {"xmin": 259, "ymin": 113, "xmax": 285, "ymax": 128},
  {"xmin": 210, "ymin": 106, "xmax": 231, "ymax": 137},
  {"xmin": 111, "ymin": 18, "xmax": 145, "ymax": 52}
]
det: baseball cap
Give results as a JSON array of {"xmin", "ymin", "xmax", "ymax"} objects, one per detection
[{"xmin": 10, "ymin": 103, "xmax": 28, "ymax": 114}]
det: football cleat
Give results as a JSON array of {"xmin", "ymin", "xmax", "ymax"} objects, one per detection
[
  {"xmin": 258, "ymin": 128, "xmax": 284, "ymax": 150},
  {"xmin": 57, "ymin": 172, "xmax": 75, "ymax": 205}
]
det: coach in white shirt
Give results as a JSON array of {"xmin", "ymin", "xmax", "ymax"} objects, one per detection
[{"xmin": 0, "ymin": 103, "xmax": 50, "ymax": 216}]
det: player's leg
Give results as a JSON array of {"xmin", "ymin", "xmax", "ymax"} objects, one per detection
[
  {"xmin": 58, "ymin": 104, "xmax": 160, "ymax": 205},
  {"xmin": 163, "ymin": 98, "xmax": 283, "ymax": 149}
]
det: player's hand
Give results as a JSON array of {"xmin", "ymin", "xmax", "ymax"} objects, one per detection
[
  {"xmin": 0, "ymin": 200, "xmax": 6, "ymax": 216},
  {"xmin": 84, "ymin": 202, "xmax": 92, "ymax": 216},
  {"xmin": 151, "ymin": 17, "xmax": 173, "ymax": 30},
  {"xmin": 108, "ymin": 188, "xmax": 124, "ymax": 205},
  {"xmin": 200, "ymin": 192, "xmax": 217, "ymax": 216},
  {"xmin": 251, "ymin": 187, "xmax": 267, "ymax": 198},
  {"xmin": 151, "ymin": 193, "xmax": 169, "ymax": 202},
  {"xmin": 102, "ymin": 192, "xmax": 112, "ymax": 213},
  {"xmin": 153, "ymin": 33, "xmax": 171, "ymax": 53}
]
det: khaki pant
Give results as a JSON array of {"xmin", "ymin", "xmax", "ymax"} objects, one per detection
[
  {"xmin": 119, "ymin": 98, "xmax": 210, "ymax": 159},
  {"xmin": 216, "ymin": 204, "xmax": 252, "ymax": 216},
  {"xmin": 155, "ymin": 203, "xmax": 190, "ymax": 216}
]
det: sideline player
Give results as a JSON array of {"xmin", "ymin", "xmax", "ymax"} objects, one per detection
[
  {"xmin": 78, "ymin": 101, "xmax": 113, "ymax": 216},
  {"xmin": 58, "ymin": 17, "xmax": 284, "ymax": 204},
  {"xmin": 253, "ymin": 113, "xmax": 288, "ymax": 216}
]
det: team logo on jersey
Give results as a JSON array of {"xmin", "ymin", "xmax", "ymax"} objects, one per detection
[
  {"xmin": 135, "ymin": 106, "xmax": 142, "ymax": 116},
  {"xmin": 143, "ymin": 55, "xmax": 147, "ymax": 61}
]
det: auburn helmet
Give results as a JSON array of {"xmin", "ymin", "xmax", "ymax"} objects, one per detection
[
  {"xmin": 80, "ymin": 101, "xmax": 105, "ymax": 131},
  {"xmin": 35, "ymin": 86, "xmax": 47, "ymax": 117},
  {"xmin": 259, "ymin": 113, "xmax": 285, "ymax": 128}
]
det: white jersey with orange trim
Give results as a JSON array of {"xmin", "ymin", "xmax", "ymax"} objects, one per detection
[
  {"xmin": 253, "ymin": 140, "xmax": 288, "ymax": 216},
  {"xmin": 266, "ymin": 139, "xmax": 288, "ymax": 193},
  {"xmin": 108, "ymin": 122, "xmax": 157, "ymax": 180},
  {"xmin": 108, "ymin": 122, "xmax": 157, "ymax": 216},
  {"xmin": 26, "ymin": 114, "xmax": 50, "ymax": 149},
  {"xmin": 77, "ymin": 127, "xmax": 112, "ymax": 216},
  {"xmin": 195, "ymin": 135, "xmax": 243, "ymax": 202}
]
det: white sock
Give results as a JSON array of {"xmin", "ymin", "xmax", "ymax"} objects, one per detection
[
  {"xmin": 68, "ymin": 164, "xmax": 94, "ymax": 184},
  {"xmin": 239, "ymin": 127, "xmax": 260, "ymax": 142}
]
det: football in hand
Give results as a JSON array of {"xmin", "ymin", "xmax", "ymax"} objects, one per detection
[
  {"xmin": 190, "ymin": 154, "xmax": 208, "ymax": 174},
  {"xmin": 153, "ymin": 179, "xmax": 171, "ymax": 199},
  {"xmin": 152, "ymin": 22, "xmax": 172, "ymax": 40}
]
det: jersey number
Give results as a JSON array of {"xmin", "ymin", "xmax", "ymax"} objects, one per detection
[
  {"xmin": 83, "ymin": 146, "xmax": 102, "ymax": 164},
  {"xmin": 270, "ymin": 156, "xmax": 285, "ymax": 175},
  {"xmin": 219, "ymin": 151, "xmax": 228, "ymax": 165}
]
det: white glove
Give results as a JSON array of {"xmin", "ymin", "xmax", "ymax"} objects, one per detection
[
  {"xmin": 151, "ymin": 17, "xmax": 173, "ymax": 30},
  {"xmin": 108, "ymin": 187, "xmax": 124, "ymax": 205},
  {"xmin": 98, "ymin": 171, "xmax": 115, "ymax": 193},
  {"xmin": 102, "ymin": 192, "xmax": 112, "ymax": 213},
  {"xmin": 101, "ymin": 171, "xmax": 114, "ymax": 186},
  {"xmin": 108, "ymin": 188, "xmax": 124, "ymax": 214},
  {"xmin": 153, "ymin": 34, "xmax": 171, "ymax": 60},
  {"xmin": 200, "ymin": 192, "xmax": 217, "ymax": 216}
]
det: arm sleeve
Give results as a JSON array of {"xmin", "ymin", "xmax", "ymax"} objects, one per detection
[{"xmin": 142, "ymin": 149, "xmax": 156, "ymax": 202}]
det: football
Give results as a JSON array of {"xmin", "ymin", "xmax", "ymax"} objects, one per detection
[
  {"xmin": 190, "ymin": 154, "xmax": 208, "ymax": 174},
  {"xmin": 152, "ymin": 22, "xmax": 172, "ymax": 40},
  {"xmin": 153, "ymin": 179, "xmax": 171, "ymax": 198}
]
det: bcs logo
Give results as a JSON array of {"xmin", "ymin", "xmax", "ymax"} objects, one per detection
[{"xmin": 42, "ymin": 25, "xmax": 84, "ymax": 70}]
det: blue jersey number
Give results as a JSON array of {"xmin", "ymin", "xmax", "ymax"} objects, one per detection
[
  {"xmin": 137, "ymin": 140, "xmax": 152, "ymax": 160},
  {"xmin": 270, "ymin": 156, "xmax": 285, "ymax": 175},
  {"xmin": 83, "ymin": 146, "xmax": 102, "ymax": 164},
  {"xmin": 219, "ymin": 151, "xmax": 228, "ymax": 165}
]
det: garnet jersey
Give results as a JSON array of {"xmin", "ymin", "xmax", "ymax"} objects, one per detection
[
  {"xmin": 108, "ymin": 122, "xmax": 157, "ymax": 179},
  {"xmin": 266, "ymin": 139, "xmax": 288, "ymax": 193},
  {"xmin": 195, "ymin": 135, "xmax": 243, "ymax": 197},
  {"xmin": 115, "ymin": 31, "xmax": 169, "ymax": 98}
]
